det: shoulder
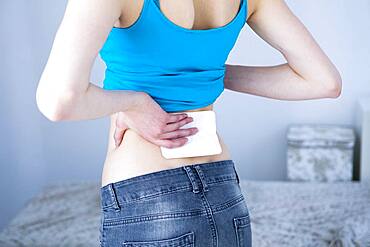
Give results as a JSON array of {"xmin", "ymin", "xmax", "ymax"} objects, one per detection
[
  {"xmin": 246, "ymin": 0, "xmax": 289, "ymax": 23},
  {"xmin": 64, "ymin": 0, "xmax": 124, "ymax": 19}
]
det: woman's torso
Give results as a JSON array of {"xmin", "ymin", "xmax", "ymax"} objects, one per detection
[
  {"xmin": 101, "ymin": 105, "xmax": 232, "ymax": 187},
  {"xmin": 101, "ymin": 0, "xmax": 248, "ymax": 187}
]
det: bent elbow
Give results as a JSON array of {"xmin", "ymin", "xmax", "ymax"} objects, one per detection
[
  {"xmin": 325, "ymin": 75, "xmax": 342, "ymax": 98},
  {"xmin": 36, "ymin": 85, "xmax": 76, "ymax": 122},
  {"xmin": 328, "ymin": 84, "xmax": 342, "ymax": 98}
]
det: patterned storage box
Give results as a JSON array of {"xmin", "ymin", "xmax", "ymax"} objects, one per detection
[{"xmin": 287, "ymin": 124, "xmax": 355, "ymax": 182}]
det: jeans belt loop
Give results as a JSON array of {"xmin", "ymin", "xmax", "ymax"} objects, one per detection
[
  {"xmin": 108, "ymin": 183, "xmax": 121, "ymax": 211},
  {"xmin": 183, "ymin": 166, "xmax": 200, "ymax": 193},
  {"xmin": 194, "ymin": 165, "xmax": 209, "ymax": 192}
]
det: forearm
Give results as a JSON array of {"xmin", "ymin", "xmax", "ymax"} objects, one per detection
[
  {"xmin": 224, "ymin": 63, "xmax": 341, "ymax": 100},
  {"xmin": 36, "ymin": 82, "xmax": 144, "ymax": 121}
]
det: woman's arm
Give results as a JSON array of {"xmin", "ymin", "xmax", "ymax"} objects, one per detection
[
  {"xmin": 36, "ymin": 0, "xmax": 145, "ymax": 121},
  {"xmin": 224, "ymin": 0, "xmax": 342, "ymax": 100},
  {"xmin": 36, "ymin": 0, "xmax": 198, "ymax": 149}
]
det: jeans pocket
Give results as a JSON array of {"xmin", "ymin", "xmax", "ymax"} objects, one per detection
[
  {"xmin": 122, "ymin": 231, "xmax": 195, "ymax": 247},
  {"xmin": 233, "ymin": 214, "xmax": 252, "ymax": 247}
]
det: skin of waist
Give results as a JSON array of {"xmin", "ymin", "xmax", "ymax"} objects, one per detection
[{"xmin": 101, "ymin": 103, "xmax": 232, "ymax": 186}]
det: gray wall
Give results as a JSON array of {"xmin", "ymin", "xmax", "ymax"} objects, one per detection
[{"xmin": 0, "ymin": 0, "xmax": 369, "ymax": 230}]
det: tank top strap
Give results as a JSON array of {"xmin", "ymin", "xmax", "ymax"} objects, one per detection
[{"xmin": 151, "ymin": 0, "xmax": 160, "ymax": 8}]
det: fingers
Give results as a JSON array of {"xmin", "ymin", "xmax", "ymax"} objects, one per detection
[
  {"xmin": 163, "ymin": 116, "xmax": 194, "ymax": 133},
  {"xmin": 155, "ymin": 112, "xmax": 198, "ymax": 148},
  {"xmin": 155, "ymin": 137, "xmax": 189, "ymax": 149},
  {"xmin": 159, "ymin": 127, "xmax": 198, "ymax": 140},
  {"xmin": 166, "ymin": 113, "xmax": 188, "ymax": 124}
]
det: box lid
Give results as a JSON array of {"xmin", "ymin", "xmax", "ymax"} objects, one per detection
[{"xmin": 287, "ymin": 124, "xmax": 355, "ymax": 148}]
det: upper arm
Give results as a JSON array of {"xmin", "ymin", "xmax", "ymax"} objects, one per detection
[
  {"xmin": 38, "ymin": 0, "xmax": 122, "ymax": 95},
  {"xmin": 246, "ymin": 0, "xmax": 315, "ymax": 54},
  {"xmin": 245, "ymin": 0, "xmax": 341, "ymax": 84}
]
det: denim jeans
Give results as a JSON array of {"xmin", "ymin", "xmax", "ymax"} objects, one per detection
[{"xmin": 100, "ymin": 159, "xmax": 252, "ymax": 247}]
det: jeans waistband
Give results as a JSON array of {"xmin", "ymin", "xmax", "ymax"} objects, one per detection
[{"xmin": 100, "ymin": 159, "xmax": 239, "ymax": 211}]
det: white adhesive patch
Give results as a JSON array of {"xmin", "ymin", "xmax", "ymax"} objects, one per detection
[{"xmin": 160, "ymin": 110, "xmax": 222, "ymax": 159}]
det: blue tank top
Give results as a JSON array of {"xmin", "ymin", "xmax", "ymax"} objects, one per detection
[{"xmin": 99, "ymin": 0, "xmax": 247, "ymax": 112}]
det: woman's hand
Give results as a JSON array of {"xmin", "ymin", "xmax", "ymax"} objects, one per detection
[{"xmin": 114, "ymin": 92, "xmax": 198, "ymax": 148}]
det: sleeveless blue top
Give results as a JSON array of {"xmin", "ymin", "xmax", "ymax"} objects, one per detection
[{"xmin": 99, "ymin": 0, "xmax": 247, "ymax": 112}]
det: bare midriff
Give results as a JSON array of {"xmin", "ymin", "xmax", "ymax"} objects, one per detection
[{"xmin": 101, "ymin": 103, "xmax": 232, "ymax": 187}]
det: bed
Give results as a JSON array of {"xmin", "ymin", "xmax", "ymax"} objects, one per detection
[{"xmin": 1, "ymin": 180, "xmax": 369, "ymax": 247}]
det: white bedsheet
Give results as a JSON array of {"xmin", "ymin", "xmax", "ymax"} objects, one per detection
[{"xmin": 0, "ymin": 180, "xmax": 369, "ymax": 247}]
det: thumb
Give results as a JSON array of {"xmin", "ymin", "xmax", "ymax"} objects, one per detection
[{"xmin": 114, "ymin": 114, "xmax": 129, "ymax": 148}]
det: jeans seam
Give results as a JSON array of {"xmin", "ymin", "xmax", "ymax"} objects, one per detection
[
  {"xmin": 101, "ymin": 202, "xmax": 115, "ymax": 210},
  {"xmin": 114, "ymin": 179, "xmax": 238, "ymax": 206},
  {"xmin": 103, "ymin": 209, "xmax": 206, "ymax": 226},
  {"xmin": 206, "ymin": 178, "xmax": 238, "ymax": 185},
  {"xmin": 212, "ymin": 194, "xmax": 246, "ymax": 214},
  {"xmin": 198, "ymin": 190, "xmax": 218, "ymax": 246},
  {"xmin": 117, "ymin": 185, "xmax": 192, "ymax": 205}
]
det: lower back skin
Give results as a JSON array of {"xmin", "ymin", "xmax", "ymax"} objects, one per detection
[{"xmin": 101, "ymin": 103, "xmax": 232, "ymax": 187}]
